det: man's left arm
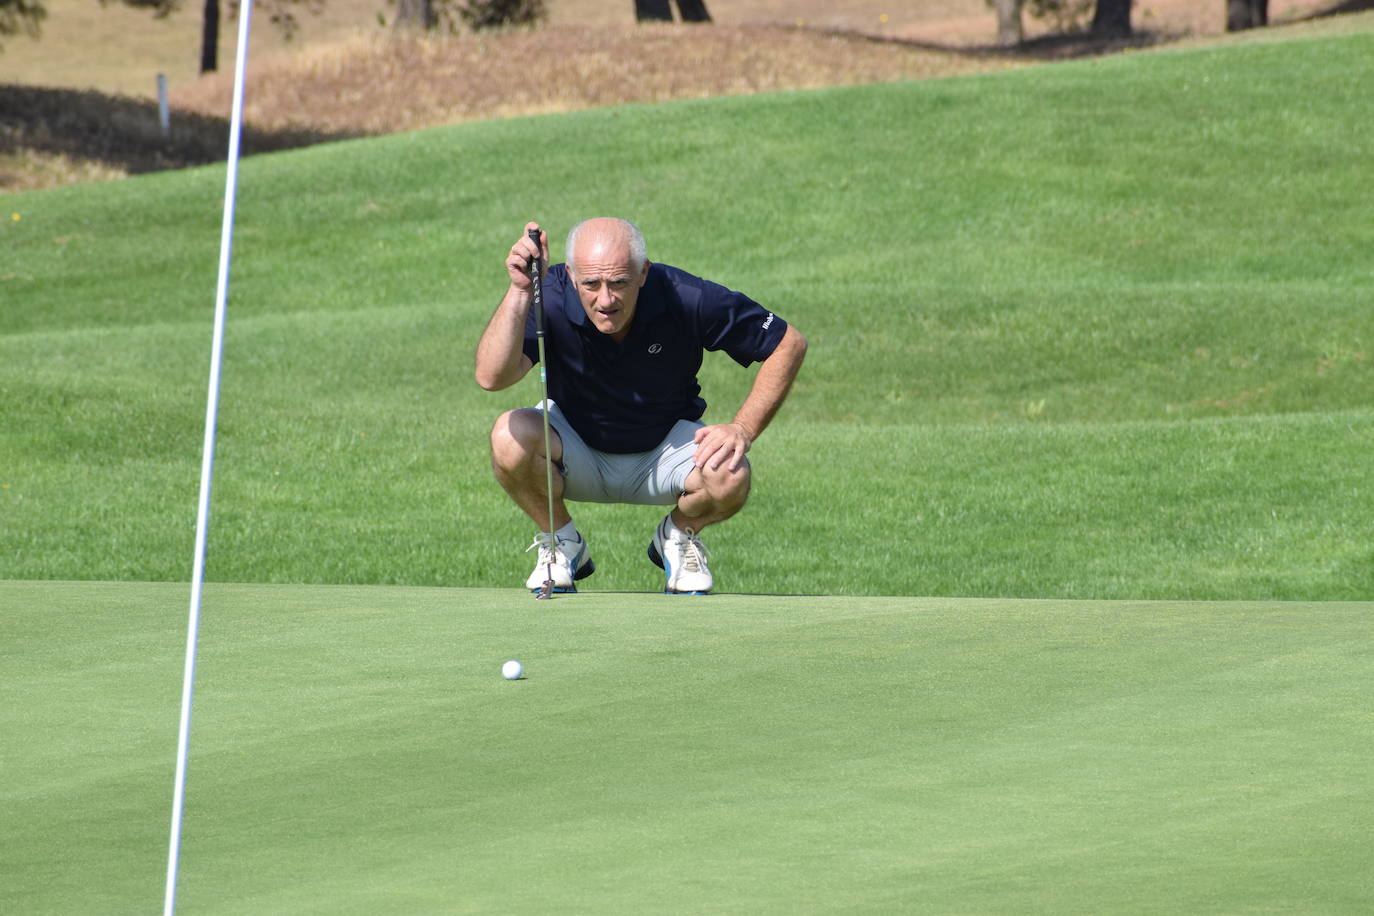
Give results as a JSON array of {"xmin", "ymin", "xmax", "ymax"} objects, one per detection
[{"xmin": 693, "ymin": 324, "xmax": 808, "ymax": 472}]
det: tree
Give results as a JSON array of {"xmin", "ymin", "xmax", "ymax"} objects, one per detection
[
  {"xmin": 101, "ymin": 0, "xmax": 324, "ymax": 72},
  {"xmin": 676, "ymin": 0, "xmax": 709, "ymax": 21},
  {"xmin": 105, "ymin": 0, "xmax": 229, "ymax": 71},
  {"xmin": 633, "ymin": 0, "xmax": 670, "ymax": 20},
  {"xmin": 1089, "ymin": 0, "xmax": 1131, "ymax": 37},
  {"xmin": 987, "ymin": 0, "xmax": 1107, "ymax": 47},
  {"xmin": 389, "ymin": 0, "xmax": 546, "ymax": 33},
  {"xmin": 990, "ymin": 0, "xmax": 1023, "ymax": 46},
  {"xmin": 1027, "ymin": 0, "xmax": 1093, "ymax": 34},
  {"xmin": 200, "ymin": 0, "xmax": 218, "ymax": 71},
  {"xmin": 634, "ymin": 0, "xmax": 710, "ymax": 23},
  {"xmin": 170, "ymin": 0, "xmax": 322, "ymax": 72},
  {"xmin": 1226, "ymin": 0, "xmax": 1268, "ymax": 31},
  {"xmin": 0, "ymin": 0, "xmax": 46, "ymax": 48},
  {"xmin": 455, "ymin": 0, "xmax": 545, "ymax": 30},
  {"xmin": 391, "ymin": 0, "xmax": 434, "ymax": 31}
]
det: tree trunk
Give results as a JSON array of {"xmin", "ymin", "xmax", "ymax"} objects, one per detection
[
  {"xmin": 992, "ymin": 0, "xmax": 1022, "ymax": 46},
  {"xmin": 634, "ymin": 0, "xmax": 673, "ymax": 21},
  {"xmin": 1226, "ymin": 0, "xmax": 1268, "ymax": 31},
  {"xmin": 199, "ymin": 0, "xmax": 219, "ymax": 73},
  {"xmin": 393, "ymin": 0, "xmax": 435, "ymax": 31},
  {"xmin": 1090, "ymin": 0, "xmax": 1132, "ymax": 38},
  {"xmin": 675, "ymin": 0, "xmax": 711, "ymax": 22}
]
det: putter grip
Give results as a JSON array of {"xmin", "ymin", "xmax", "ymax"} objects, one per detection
[{"xmin": 527, "ymin": 228, "xmax": 546, "ymax": 338}]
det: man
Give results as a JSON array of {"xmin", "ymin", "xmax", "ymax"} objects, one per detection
[{"xmin": 475, "ymin": 218, "xmax": 806, "ymax": 594}]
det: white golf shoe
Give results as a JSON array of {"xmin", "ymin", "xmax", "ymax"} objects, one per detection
[
  {"xmin": 525, "ymin": 531, "xmax": 594, "ymax": 594},
  {"xmin": 647, "ymin": 516, "xmax": 713, "ymax": 595}
]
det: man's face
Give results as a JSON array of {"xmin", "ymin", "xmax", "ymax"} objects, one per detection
[{"xmin": 569, "ymin": 234, "xmax": 648, "ymax": 342}]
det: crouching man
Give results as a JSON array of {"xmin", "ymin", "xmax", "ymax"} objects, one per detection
[{"xmin": 475, "ymin": 218, "xmax": 807, "ymax": 594}]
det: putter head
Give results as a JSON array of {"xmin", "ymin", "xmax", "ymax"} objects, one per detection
[{"xmin": 535, "ymin": 578, "xmax": 555, "ymax": 600}]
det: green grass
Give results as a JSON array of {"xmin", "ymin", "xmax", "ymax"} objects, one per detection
[
  {"xmin": 3, "ymin": 30, "xmax": 1373, "ymax": 596},
  {"xmin": 4, "ymin": 579, "xmax": 1372, "ymax": 913}
]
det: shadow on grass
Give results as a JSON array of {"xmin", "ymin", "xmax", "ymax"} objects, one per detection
[
  {"xmin": 808, "ymin": 23, "xmax": 1174, "ymax": 60},
  {"xmin": 0, "ymin": 84, "xmax": 362, "ymax": 189},
  {"xmin": 1305, "ymin": 0, "xmax": 1374, "ymax": 15},
  {"xmin": 812, "ymin": 0, "xmax": 1372, "ymax": 60}
]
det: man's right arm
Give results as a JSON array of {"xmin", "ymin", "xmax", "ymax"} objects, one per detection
[{"xmin": 475, "ymin": 223, "xmax": 545, "ymax": 391}]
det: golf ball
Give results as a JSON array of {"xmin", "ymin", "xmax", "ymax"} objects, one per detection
[{"xmin": 502, "ymin": 659, "xmax": 523, "ymax": 680}]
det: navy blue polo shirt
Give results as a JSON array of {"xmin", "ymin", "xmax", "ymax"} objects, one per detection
[{"xmin": 523, "ymin": 262, "xmax": 788, "ymax": 454}]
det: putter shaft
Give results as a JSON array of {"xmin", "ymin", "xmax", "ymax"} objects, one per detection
[{"xmin": 529, "ymin": 228, "xmax": 559, "ymax": 597}]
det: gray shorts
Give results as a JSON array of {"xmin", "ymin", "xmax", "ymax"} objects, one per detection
[{"xmin": 539, "ymin": 400, "xmax": 700, "ymax": 506}]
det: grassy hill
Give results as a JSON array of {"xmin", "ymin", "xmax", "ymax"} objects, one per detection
[{"xmin": 2, "ymin": 27, "xmax": 1372, "ymax": 598}]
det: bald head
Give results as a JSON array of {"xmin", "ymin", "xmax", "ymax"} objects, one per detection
[
  {"xmin": 563, "ymin": 217, "xmax": 651, "ymax": 342},
  {"xmin": 566, "ymin": 218, "xmax": 648, "ymax": 274}
]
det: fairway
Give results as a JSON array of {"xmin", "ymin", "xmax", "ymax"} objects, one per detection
[{"xmin": 4, "ymin": 580, "xmax": 1371, "ymax": 912}]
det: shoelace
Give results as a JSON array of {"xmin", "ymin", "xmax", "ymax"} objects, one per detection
[
  {"xmin": 525, "ymin": 532, "xmax": 559, "ymax": 566},
  {"xmin": 676, "ymin": 528, "xmax": 710, "ymax": 573}
]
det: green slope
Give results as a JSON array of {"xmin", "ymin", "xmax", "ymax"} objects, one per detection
[{"xmin": 2, "ymin": 30, "xmax": 1371, "ymax": 596}]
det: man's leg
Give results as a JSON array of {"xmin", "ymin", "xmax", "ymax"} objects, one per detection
[
  {"xmin": 649, "ymin": 459, "xmax": 750, "ymax": 594},
  {"xmin": 490, "ymin": 407, "xmax": 572, "ymax": 532},
  {"xmin": 671, "ymin": 459, "xmax": 751, "ymax": 532},
  {"xmin": 491, "ymin": 407, "xmax": 594, "ymax": 591}
]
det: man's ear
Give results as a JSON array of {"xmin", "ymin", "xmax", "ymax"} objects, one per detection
[{"xmin": 638, "ymin": 261, "xmax": 651, "ymax": 287}]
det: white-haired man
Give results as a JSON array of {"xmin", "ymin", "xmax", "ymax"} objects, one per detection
[{"xmin": 475, "ymin": 218, "xmax": 807, "ymax": 594}]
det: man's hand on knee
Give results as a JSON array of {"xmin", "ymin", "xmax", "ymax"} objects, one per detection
[{"xmin": 692, "ymin": 422, "xmax": 752, "ymax": 472}]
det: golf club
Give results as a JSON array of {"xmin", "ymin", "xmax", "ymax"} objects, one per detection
[{"xmin": 528, "ymin": 227, "xmax": 557, "ymax": 599}]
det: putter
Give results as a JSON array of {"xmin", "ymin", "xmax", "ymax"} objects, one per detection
[{"xmin": 529, "ymin": 228, "xmax": 557, "ymax": 599}]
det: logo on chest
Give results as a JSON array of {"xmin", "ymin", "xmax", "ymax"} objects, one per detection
[{"xmin": 648, "ymin": 343, "xmax": 663, "ymax": 355}]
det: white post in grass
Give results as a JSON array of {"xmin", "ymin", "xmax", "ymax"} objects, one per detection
[
  {"xmin": 157, "ymin": 73, "xmax": 171, "ymax": 138},
  {"xmin": 163, "ymin": 1, "xmax": 254, "ymax": 913}
]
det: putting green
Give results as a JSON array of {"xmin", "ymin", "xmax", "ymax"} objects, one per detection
[{"xmin": 4, "ymin": 580, "xmax": 1371, "ymax": 912}]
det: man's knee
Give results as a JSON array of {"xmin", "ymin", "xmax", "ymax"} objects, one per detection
[
  {"xmin": 492, "ymin": 408, "xmax": 537, "ymax": 446},
  {"xmin": 491, "ymin": 408, "xmax": 558, "ymax": 467},
  {"xmin": 698, "ymin": 458, "xmax": 751, "ymax": 505}
]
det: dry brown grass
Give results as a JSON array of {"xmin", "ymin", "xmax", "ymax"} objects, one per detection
[
  {"xmin": 0, "ymin": 0, "xmax": 1364, "ymax": 193},
  {"xmin": 0, "ymin": 147, "xmax": 126, "ymax": 194},
  {"xmin": 169, "ymin": 25, "xmax": 1018, "ymax": 136},
  {"xmin": 0, "ymin": 84, "xmax": 356, "ymax": 191}
]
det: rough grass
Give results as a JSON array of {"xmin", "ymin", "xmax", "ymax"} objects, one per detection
[{"xmin": 168, "ymin": 26, "xmax": 1018, "ymax": 136}]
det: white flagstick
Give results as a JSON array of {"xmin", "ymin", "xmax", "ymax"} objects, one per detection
[{"xmin": 164, "ymin": 1, "xmax": 255, "ymax": 912}]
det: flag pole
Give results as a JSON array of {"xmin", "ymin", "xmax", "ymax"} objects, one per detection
[{"xmin": 164, "ymin": 0, "xmax": 255, "ymax": 911}]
